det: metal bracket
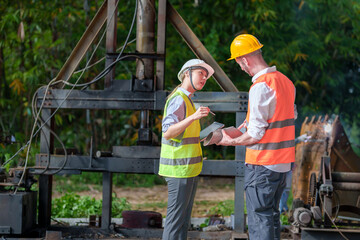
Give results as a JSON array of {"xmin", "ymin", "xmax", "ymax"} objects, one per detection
[
  {"xmin": 0, "ymin": 226, "xmax": 11, "ymax": 234},
  {"xmin": 319, "ymin": 183, "xmax": 333, "ymax": 197},
  {"xmin": 132, "ymin": 78, "xmax": 154, "ymax": 92},
  {"xmin": 235, "ymin": 160, "xmax": 245, "ymax": 177},
  {"xmin": 37, "ymin": 153, "xmax": 49, "ymax": 167}
]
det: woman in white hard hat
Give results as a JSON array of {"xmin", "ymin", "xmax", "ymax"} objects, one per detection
[{"xmin": 159, "ymin": 59, "xmax": 214, "ymax": 240}]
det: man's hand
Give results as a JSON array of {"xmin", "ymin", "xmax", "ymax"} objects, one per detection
[
  {"xmin": 216, "ymin": 130, "xmax": 234, "ymax": 146},
  {"xmin": 237, "ymin": 122, "xmax": 246, "ymax": 130},
  {"xmin": 216, "ymin": 130, "xmax": 259, "ymax": 146}
]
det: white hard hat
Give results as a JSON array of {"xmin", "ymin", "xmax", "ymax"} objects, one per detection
[{"xmin": 177, "ymin": 59, "xmax": 215, "ymax": 82}]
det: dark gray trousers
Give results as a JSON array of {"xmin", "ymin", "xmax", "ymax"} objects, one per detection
[
  {"xmin": 162, "ymin": 176, "xmax": 198, "ymax": 240},
  {"xmin": 245, "ymin": 164, "xmax": 287, "ymax": 240}
]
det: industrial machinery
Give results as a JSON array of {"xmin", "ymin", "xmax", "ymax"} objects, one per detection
[
  {"xmin": 291, "ymin": 116, "xmax": 360, "ymax": 240},
  {"xmin": 0, "ymin": 1, "xmax": 248, "ymax": 239}
]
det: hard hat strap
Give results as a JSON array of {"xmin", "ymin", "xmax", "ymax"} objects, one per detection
[{"xmin": 188, "ymin": 67, "xmax": 199, "ymax": 91}]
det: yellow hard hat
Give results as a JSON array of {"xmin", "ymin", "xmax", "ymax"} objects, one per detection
[{"xmin": 227, "ymin": 34, "xmax": 264, "ymax": 61}]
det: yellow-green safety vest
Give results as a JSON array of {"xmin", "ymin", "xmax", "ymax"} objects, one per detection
[{"xmin": 158, "ymin": 90, "xmax": 203, "ymax": 178}]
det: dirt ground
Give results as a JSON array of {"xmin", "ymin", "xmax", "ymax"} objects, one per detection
[{"xmin": 53, "ymin": 177, "xmax": 235, "ymax": 217}]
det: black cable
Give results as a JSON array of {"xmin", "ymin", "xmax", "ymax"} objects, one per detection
[
  {"xmin": 80, "ymin": 55, "xmax": 145, "ymax": 90},
  {"xmin": 35, "ymin": 117, "xmax": 68, "ymax": 175},
  {"xmin": 333, "ymin": 190, "xmax": 341, "ymax": 220},
  {"xmin": 2, "ymin": 0, "xmax": 122, "ymax": 168},
  {"xmin": 319, "ymin": 194, "xmax": 349, "ymax": 240},
  {"xmin": 3, "ymin": 0, "xmax": 140, "ymax": 177},
  {"xmin": 61, "ymin": 0, "xmax": 138, "ymax": 89}
]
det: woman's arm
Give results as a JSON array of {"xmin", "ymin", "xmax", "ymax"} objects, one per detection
[{"xmin": 163, "ymin": 106, "xmax": 210, "ymax": 140}]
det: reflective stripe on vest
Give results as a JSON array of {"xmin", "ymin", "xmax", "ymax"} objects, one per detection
[
  {"xmin": 267, "ymin": 119, "xmax": 294, "ymax": 129},
  {"xmin": 247, "ymin": 139, "xmax": 295, "ymax": 150},
  {"xmin": 162, "ymin": 137, "xmax": 200, "ymax": 147},
  {"xmin": 158, "ymin": 90, "xmax": 203, "ymax": 178},
  {"xmin": 160, "ymin": 156, "xmax": 202, "ymax": 166},
  {"xmin": 245, "ymin": 71, "xmax": 295, "ymax": 165}
]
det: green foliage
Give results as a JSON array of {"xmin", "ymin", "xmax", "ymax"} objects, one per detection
[
  {"xmin": 51, "ymin": 193, "xmax": 131, "ymax": 218},
  {"xmin": 113, "ymin": 173, "xmax": 166, "ymax": 187},
  {"xmin": 280, "ymin": 213, "xmax": 290, "ymax": 225},
  {"xmin": 199, "ymin": 218, "xmax": 210, "ymax": 228},
  {"xmin": 52, "ymin": 193, "xmax": 101, "ymax": 218},
  {"xmin": 1, "ymin": 0, "xmax": 359, "ymax": 172},
  {"xmin": 198, "ymin": 199, "xmax": 236, "ymax": 228},
  {"xmin": 207, "ymin": 200, "xmax": 234, "ymax": 217},
  {"xmin": 54, "ymin": 172, "xmax": 166, "ymax": 193}
]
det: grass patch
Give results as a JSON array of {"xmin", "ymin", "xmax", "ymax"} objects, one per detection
[
  {"xmin": 135, "ymin": 201, "xmax": 168, "ymax": 209},
  {"xmin": 54, "ymin": 172, "xmax": 166, "ymax": 193},
  {"xmin": 208, "ymin": 200, "xmax": 234, "ymax": 216},
  {"xmin": 52, "ymin": 193, "xmax": 131, "ymax": 218},
  {"xmin": 192, "ymin": 200, "xmax": 236, "ymax": 217}
]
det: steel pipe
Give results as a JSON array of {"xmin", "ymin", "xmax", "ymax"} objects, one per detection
[
  {"xmin": 332, "ymin": 172, "xmax": 360, "ymax": 182},
  {"xmin": 137, "ymin": 0, "xmax": 155, "ymax": 135},
  {"xmin": 333, "ymin": 182, "xmax": 360, "ymax": 191},
  {"xmin": 136, "ymin": 0, "xmax": 155, "ymax": 80}
]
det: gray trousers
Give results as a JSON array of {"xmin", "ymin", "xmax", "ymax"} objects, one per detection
[
  {"xmin": 162, "ymin": 176, "xmax": 198, "ymax": 240},
  {"xmin": 245, "ymin": 164, "xmax": 287, "ymax": 240}
]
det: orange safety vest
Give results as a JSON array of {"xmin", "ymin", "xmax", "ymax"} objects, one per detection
[{"xmin": 245, "ymin": 71, "xmax": 295, "ymax": 165}]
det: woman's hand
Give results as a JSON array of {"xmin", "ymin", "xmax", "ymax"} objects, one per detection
[
  {"xmin": 163, "ymin": 106, "xmax": 209, "ymax": 140},
  {"xmin": 192, "ymin": 106, "xmax": 210, "ymax": 120}
]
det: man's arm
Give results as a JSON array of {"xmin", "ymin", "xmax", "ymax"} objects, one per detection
[
  {"xmin": 217, "ymin": 130, "xmax": 259, "ymax": 146},
  {"xmin": 217, "ymin": 82, "xmax": 274, "ymax": 146}
]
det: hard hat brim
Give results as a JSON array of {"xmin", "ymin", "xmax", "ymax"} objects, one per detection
[
  {"xmin": 177, "ymin": 61, "xmax": 215, "ymax": 82},
  {"xmin": 227, "ymin": 56, "xmax": 236, "ymax": 61},
  {"xmin": 227, "ymin": 39, "xmax": 264, "ymax": 62}
]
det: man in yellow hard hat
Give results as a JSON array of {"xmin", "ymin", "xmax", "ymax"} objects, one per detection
[{"xmin": 217, "ymin": 34, "xmax": 296, "ymax": 240}]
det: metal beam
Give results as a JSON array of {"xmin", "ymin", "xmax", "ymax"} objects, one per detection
[
  {"xmin": 233, "ymin": 111, "xmax": 247, "ymax": 233},
  {"xmin": 38, "ymin": 109, "xmax": 54, "ymax": 228},
  {"xmin": 36, "ymin": 89, "xmax": 247, "ymax": 112},
  {"xmin": 55, "ymin": 0, "xmax": 108, "ymax": 83},
  {"xmin": 332, "ymin": 172, "xmax": 360, "ymax": 182},
  {"xmin": 167, "ymin": 2, "xmax": 238, "ymax": 92},
  {"xmin": 300, "ymin": 227, "xmax": 360, "ymax": 240},
  {"xmin": 101, "ymin": 172, "xmax": 113, "ymax": 230},
  {"xmin": 35, "ymin": 154, "xmax": 244, "ymax": 177},
  {"xmin": 37, "ymin": 88, "xmax": 158, "ymax": 110},
  {"xmin": 333, "ymin": 182, "xmax": 360, "ymax": 191},
  {"xmin": 192, "ymin": 91, "xmax": 248, "ymax": 112}
]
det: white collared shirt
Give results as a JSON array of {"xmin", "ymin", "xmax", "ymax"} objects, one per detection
[{"xmin": 247, "ymin": 66, "xmax": 296, "ymax": 173}]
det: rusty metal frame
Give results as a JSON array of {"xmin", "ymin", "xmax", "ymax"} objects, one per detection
[
  {"xmin": 166, "ymin": 2, "xmax": 238, "ymax": 92},
  {"xmin": 55, "ymin": 0, "xmax": 108, "ymax": 83},
  {"xmin": 32, "ymin": 0, "xmax": 247, "ymax": 237}
]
